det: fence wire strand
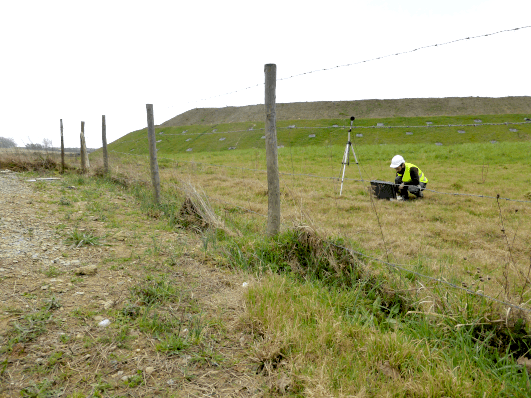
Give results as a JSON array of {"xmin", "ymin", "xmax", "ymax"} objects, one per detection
[{"xmin": 176, "ymin": 25, "xmax": 531, "ymax": 108}]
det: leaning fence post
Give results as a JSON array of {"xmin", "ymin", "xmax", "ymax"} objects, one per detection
[
  {"xmin": 146, "ymin": 104, "xmax": 161, "ymax": 204},
  {"xmin": 60, "ymin": 119, "xmax": 65, "ymax": 174},
  {"xmin": 264, "ymin": 63, "xmax": 281, "ymax": 236},
  {"xmin": 102, "ymin": 115, "xmax": 109, "ymax": 175}
]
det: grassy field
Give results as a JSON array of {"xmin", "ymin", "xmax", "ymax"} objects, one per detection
[
  {"xmin": 104, "ymin": 115, "xmax": 531, "ymax": 307},
  {"xmin": 1, "ymin": 113, "xmax": 531, "ymax": 396}
]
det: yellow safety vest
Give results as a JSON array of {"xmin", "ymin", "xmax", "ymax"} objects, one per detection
[{"xmin": 402, "ymin": 163, "xmax": 428, "ymax": 184}]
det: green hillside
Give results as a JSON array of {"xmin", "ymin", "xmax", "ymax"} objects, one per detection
[{"xmin": 108, "ymin": 114, "xmax": 531, "ymax": 156}]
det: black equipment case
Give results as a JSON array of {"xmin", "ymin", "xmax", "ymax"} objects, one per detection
[{"xmin": 370, "ymin": 180, "xmax": 396, "ymax": 200}]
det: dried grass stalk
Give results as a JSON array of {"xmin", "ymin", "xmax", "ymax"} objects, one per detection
[{"xmin": 179, "ymin": 181, "xmax": 240, "ymax": 237}]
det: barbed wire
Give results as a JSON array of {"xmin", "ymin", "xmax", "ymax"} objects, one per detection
[
  {"xmin": 161, "ymin": 127, "xmax": 265, "ymax": 136},
  {"xmin": 278, "ymin": 26, "xmax": 531, "ymax": 82},
  {"xmin": 110, "ymin": 150, "xmax": 531, "ymax": 204},
  {"xmin": 346, "ymin": 121, "xmax": 531, "ymax": 130},
  {"xmin": 179, "ymin": 25, "xmax": 531, "ymax": 107},
  {"xmin": 172, "ymin": 120, "xmax": 531, "ymax": 135}
]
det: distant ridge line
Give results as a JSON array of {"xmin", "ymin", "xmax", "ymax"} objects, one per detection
[{"xmin": 160, "ymin": 96, "xmax": 531, "ymax": 127}]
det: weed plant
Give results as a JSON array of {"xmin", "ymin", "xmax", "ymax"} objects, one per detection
[{"xmin": 64, "ymin": 228, "xmax": 102, "ymax": 248}]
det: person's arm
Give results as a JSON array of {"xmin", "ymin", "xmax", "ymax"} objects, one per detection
[
  {"xmin": 404, "ymin": 167, "xmax": 420, "ymax": 186},
  {"xmin": 395, "ymin": 173, "xmax": 403, "ymax": 184}
]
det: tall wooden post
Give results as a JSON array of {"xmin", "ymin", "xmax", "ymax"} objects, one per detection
[
  {"xmin": 102, "ymin": 115, "xmax": 109, "ymax": 174},
  {"xmin": 60, "ymin": 119, "xmax": 65, "ymax": 174},
  {"xmin": 146, "ymin": 104, "xmax": 161, "ymax": 204},
  {"xmin": 264, "ymin": 64, "xmax": 280, "ymax": 236},
  {"xmin": 80, "ymin": 121, "xmax": 87, "ymax": 173}
]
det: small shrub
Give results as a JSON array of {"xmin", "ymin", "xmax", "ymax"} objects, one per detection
[
  {"xmin": 124, "ymin": 370, "xmax": 144, "ymax": 387},
  {"xmin": 121, "ymin": 303, "xmax": 141, "ymax": 319},
  {"xmin": 20, "ymin": 378, "xmax": 60, "ymax": 398}
]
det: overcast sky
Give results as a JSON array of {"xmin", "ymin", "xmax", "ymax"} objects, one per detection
[{"xmin": 1, "ymin": 0, "xmax": 530, "ymax": 148}]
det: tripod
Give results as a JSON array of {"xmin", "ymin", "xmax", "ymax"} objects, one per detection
[{"xmin": 339, "ymin": 116, "xmax": 363, "ymax": 196}]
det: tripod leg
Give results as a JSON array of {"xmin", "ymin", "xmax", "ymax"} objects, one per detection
[
  {"xmin": 350, "ymin": 144, "xmax": 358, "ymax": 164},
  {"xmin": 350, "ymin": 143, "xmax": 363, "ymax": 180},
  {"xmin": 339, "ymin": 144, "xmax": 350, "ymax": 195},
  {"xmin": 339, "ymin": 162, "xmax": 347, "ymax": 195}
]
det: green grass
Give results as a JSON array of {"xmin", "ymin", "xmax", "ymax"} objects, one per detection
[
  {"xmin": 129, "ymin": 275, "xmax": 182, "ymax": 306},
  {"xmin": 64, "ymin": 228, "xmax": 102, "ymax": 247},
  {"xmin": 104, "ymin": 114, "xmax": 531, "ymax": 156},
  {"xmin": 242, "ymin": 271, "xmax": 529, "ymax": 397}
]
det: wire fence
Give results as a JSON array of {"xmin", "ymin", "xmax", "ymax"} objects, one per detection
[{"xmin": 55, "ymin": 24, "xmax": 531, "ymax": 316}]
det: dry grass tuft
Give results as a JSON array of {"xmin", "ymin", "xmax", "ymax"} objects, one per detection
[
  {"xmin": 179, "ymin": 197, "xmax": 210, "ymax": 231},
  {"xmin": 179, "ymin": 181, "xmax": 240, "ymax": 237}
]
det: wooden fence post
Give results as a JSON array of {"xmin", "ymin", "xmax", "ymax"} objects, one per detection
[
  {"xmin": 264, "ymin": 63, "xmax": 281, "ymax": 236},
  {"xmin": 146, "ymin": 104, "xmax": 161, "ymax": 204},
  {"xmin": 80, "ymin": 121, "xmax": 87, "ymax": 173},
  {"xmin": 60, "ymin": 119, "xmax": 65, "ymax": 174},
  {"xmin": 102, "ymin": 115, "xmax": 109, "ymax": 174}
]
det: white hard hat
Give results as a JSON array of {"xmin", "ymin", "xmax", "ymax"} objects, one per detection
[{"xmin": 390, "ymin": 155, "xmax": 405, "ymax": 168}]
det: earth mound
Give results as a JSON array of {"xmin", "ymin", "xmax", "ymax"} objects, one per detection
[{"xmin": 160, "ymin": 96, "xmax": 531, "ymax": 127}]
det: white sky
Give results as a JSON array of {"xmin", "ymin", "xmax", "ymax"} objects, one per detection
[{"xmin": 1, "ymin": 0, "xmax": 530, "ymax": 148}]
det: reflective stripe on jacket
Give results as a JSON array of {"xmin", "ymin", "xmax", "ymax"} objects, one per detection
[{"xmin": 402, "ymin": 163, "xmax": 428, "ymax": 184}]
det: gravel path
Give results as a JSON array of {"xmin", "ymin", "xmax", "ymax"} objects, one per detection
[{"xmin": 0, "ymin": 172, "xmax": 68, "ymax": 270}]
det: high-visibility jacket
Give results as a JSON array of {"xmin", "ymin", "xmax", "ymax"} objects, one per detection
[{"xmin": 402, "ymin": 163, "xmax": 428, "ymax": 184}]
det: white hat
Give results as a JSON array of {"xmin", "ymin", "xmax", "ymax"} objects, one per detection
[{"xmin": 390, "ymin": 155, "xmax": 405, "ymax": 168}]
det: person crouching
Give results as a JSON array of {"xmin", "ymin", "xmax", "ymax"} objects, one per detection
[{"xmin": 389, "ymin": 155, "xmax": 428, "ymax": 201}]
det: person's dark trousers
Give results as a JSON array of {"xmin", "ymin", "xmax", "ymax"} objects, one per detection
[{"xmin": 395, "ymin": 177, "xmax": 427, "ymax": 200}]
